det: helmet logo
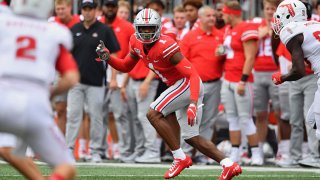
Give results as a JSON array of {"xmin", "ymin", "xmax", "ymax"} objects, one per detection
[{"xmin": 279, "ymin": 3, "xmax": 295, "ymax": 17}]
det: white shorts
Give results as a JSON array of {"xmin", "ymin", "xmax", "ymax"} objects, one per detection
[
  {"xmin": 0, "ymin": 80, "xmax": 74, "ymax": 166},
  {"xmin": 150, "ymin": 78, "xmax": 204, "ymax": 139}
]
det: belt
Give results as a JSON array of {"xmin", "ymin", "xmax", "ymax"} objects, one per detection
[
  {"xmin": 132, "ymin": 77, "xmax": 146, "ymax": 81},
  {"xmin": 203, "ymin": 78, "xmax": 220, "ymax": 83}
]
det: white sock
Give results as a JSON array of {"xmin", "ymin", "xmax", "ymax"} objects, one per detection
[
  {"xmin": 79, "ymin": 139, "xmax": 86, "ymax": 151},
  {"xmin": 220, "ymin": 158, "xmax": 234, "ymax": 167},
  {"xmin": 113, "ymin": 143, "xmax": 119, "ymax": 151},
  {"xmin": 282, "ymin": 140, "xmax": 290, "ymax": 156},
  {"xmin": 230, "ymin": 147, "xmax": 240, "ymax": 162},
  {"xmin": 172, "ymin": 148, "xmax": 186, "ymax": 160},
  {"xmin": 251, "ymin": 147, "xmax": 261, "ymax": 159}
]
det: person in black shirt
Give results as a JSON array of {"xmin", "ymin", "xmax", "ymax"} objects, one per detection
[{"xmin": 66, "ymin": 0, "xmax": 120, "ymax": 163}]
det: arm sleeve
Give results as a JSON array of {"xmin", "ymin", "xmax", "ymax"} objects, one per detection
[
  {"xmin": 174, "ymin": 57, "xmax": 200, "ymax": 102},
  {"xmin": 108, "ymin": 54, "xmax": 139, "ymax": 73},
  {"xmin": 241, "ymin": 23, "xmax": 259, "ymax": 42},
  {"xmin": 56, "ymin": 45, "xmax": 78, "ymax": 75}
]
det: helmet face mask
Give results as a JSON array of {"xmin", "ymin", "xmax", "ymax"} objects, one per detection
[
  {"xmin": 271, "ymin": 0, "xmax": 307, "ymax": 35},
  {"xmin": 134, "ymin": 8, "xmax": 161, "ymax": 44}
]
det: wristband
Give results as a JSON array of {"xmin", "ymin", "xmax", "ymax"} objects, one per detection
[{"xmin": 241, "ymin": 74, "xmax": 249, "ymax": 82}]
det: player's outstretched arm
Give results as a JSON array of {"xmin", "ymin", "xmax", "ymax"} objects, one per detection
[
  {"xmin": 96, "ymin": 41, "xmax": 139, "ymax": 73},
  {"xmin": 281, "ymin": 34, "xmax": 306, "ymax": 82}
]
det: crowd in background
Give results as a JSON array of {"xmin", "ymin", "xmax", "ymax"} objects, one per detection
[{"xmin": 3, "ymin": 0, "xmax": 320, "ymax": 169}]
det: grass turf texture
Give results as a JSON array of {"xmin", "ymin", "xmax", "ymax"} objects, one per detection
[{"xmin": 0, "ymin": 163, "xmax": 320, "ymax": 180}]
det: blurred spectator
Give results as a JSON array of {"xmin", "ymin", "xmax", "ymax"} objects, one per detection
[
  {"xmin": 214, "ymin": 2, "xmax": 226, "ymax": 31},
  {"xmin": 49, "ymin": 0, "xmax": 80, "ymax": 136},
  {"xmin": 220, "ymin": 0, "xmax": 263, "ymax": 165},
  {"xmin": 101, "ymin": 0, "xmax": 135, "ymax": 160},
  {"xmin": 251, "ymin": 0, "xmax": 280, "ymax": 160},
  {"xmin": 173, "ymin": 5, "xmax": 188, "ymax": 41},
  {"xmin": 66, "ymin": 0, "xmax": 120, "ymax": 163},
  {"xmin": 147, "ymin": 0, "xmax": 177, "ymax": 40},
  {"xmin": 183, "ymin": 0, "xmax": 202, "ymax": 30},
  {"xmin": 117, "ymin": 0, "xmax": 130, "ymax": 20},
  {"xmin": 180, "ymin": 5, "xmax": 224, "ymax": 164}
]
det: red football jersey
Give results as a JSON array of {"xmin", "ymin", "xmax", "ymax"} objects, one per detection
[
  {"xmin": 161, "ymin": 17, "xmax": 177, "ymax": 41},
  {"xmin": 251, "ymin": 18, "xmax": 278, "ymax": 71},
  {"xmin": 129, "ymin": 34, "xmax": 184, "ymax": 86},
  {"xmin": 223, "ymin": 21, "xmax": 259, "ymax": 82},
  {"xmin": 48, "ymin": 15, "xmax": 80, "ymax": 29}
]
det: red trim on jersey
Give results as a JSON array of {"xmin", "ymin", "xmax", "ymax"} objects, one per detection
[
  {"xmin": 223, "ymin": 6, "xmax": 241, "ymax": 16},
  {"xmin": 109, "ymin": 54, "xmax": 139, "ymax": 73},
  {"xmin": 174, "ymin": 57, "xmax": 200, "ymax": 102},
  {"xmin": 56, "ymin": 45, "xmax": 78, "ymax": 75},
  {"xmin": 155, "ymin": 78, "xmax": 190, "ymax": 112}
]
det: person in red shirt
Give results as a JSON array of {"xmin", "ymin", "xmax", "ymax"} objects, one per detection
[
  {"xmin": 48, "ymin": 0, "xmax": 80, "ymax": 137},
  {"xmin": 220, "ymin": 0, "xmax": 262, "ymax": 165},
  {"xmin": 100, "ymin": 0, "xmax": 136, "ymax": 161},
  {"xmin": 96, "ymin": 8, "xmax": 241, "ymax": 180},
  {"xmin": 173, "ymin": 6, "xmax": 188, "ymax": 41},
  {"xmin": 180, "ymin": 5, "xmax": 224, "ymax": 164},
  {"xmin": 147, "ymin": 0, "xmax": 177, "ymax": 40},
  {"xmin": 183, "ymin": 0, "xmax": 202, "ymax": 31},
  {"xmin": 48, "ymin": 0, "xmax": 80, "ymax": 29},
  {"xmin": 251, "ymin": 0, "xmax": 280, "ymax": 161}
]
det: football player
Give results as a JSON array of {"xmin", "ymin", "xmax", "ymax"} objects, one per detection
[
  {"xmin": 96, "ymin": 8, "xmax": 242, "ymax": 180},
  {"xmin": 272, "ymin": 0, "xmax": 320, "ymax": 140},
  {"xmin": 0, "ymin": 0, "xmax": 79, "ymax": 179}
]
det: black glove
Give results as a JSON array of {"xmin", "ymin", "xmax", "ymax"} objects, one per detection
[{"xmin": 95, "ymin": 40, "xmax": 110, "ymax": 62}]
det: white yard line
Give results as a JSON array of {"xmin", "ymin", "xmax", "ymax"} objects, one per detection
[{"xmin": 1, "ymin": 160, "xmax": 320, "ymax": 173}]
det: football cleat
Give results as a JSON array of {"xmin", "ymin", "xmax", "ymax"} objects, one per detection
[
  {"xmin": 219, "ymin": 162, "xmax": 242, "ymax": 180},
  {"xmin": 164, "ymin": 155, "xmax": 192, "ymax": 179}
]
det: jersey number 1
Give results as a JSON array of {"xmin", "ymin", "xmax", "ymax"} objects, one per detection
[{"xmin": 16, "ymin": 36, "xmax": 36, "ymax": 61}]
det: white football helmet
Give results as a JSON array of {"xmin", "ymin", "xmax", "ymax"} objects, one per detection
[
  {"xmin": 134, "ymin": 8, "xmax": 162, "ymax": 44},
  {"xmin": 272, "ymin": 0, "xmax": 307, "ymax": 35},
  {"xmin": 10, "ymin": 0, "xmax": 53, "ymax": 19}
]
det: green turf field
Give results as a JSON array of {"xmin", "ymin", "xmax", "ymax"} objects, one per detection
[{"xmin": 1, "ymin": 162, "xmax": 320, "ymax": 180}]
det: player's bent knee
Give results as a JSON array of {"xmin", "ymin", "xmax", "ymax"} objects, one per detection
[
  {"xmin": 228, "ymin": 117, "xmax": 240, "ymax": 131},
  {"xmin": 240, "ymin": 118, "xmax": 256, "ymax": 135},
  {"xmin": 184, "ymin": 135, "xmax": 199, "ymax": 146},
  {"xmin": 146, "ymin": 109, "xmax": 162, "ymax": 124}
]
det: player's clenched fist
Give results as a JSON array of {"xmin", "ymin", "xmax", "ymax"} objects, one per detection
[
  {"xmin": 272, "ymin": 72, "xmax": 283, "ymax": 85},
  {"xmin": 96, "ymin": 40, "xmax": 110, "ymax": 62},
  {"xmin": 187, "ymin": 103, "xmax": 197, "ymax": 126}
]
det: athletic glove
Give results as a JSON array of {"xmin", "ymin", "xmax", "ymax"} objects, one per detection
[
  {"xmin": 272, "ymin": 72, "xmax": 283, "ymax": 85},
  {"xmin": 96, "ymin": 40, "xmax": 110, "ymax": 62},
  {"xmin": 187, "ymin": 103, "xmax": 197, "ymax": 126}
]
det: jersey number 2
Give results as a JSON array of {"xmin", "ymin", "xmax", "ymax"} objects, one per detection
[{"xmin": 16, "ymin": 36, "xmax": 36, "ymax": 61}]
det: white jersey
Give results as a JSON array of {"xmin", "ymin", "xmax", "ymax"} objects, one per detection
[
  {"xmin": 280, "ymin": 21, "xmax": 320, "ymax": 74},
  {"xmin": 0, "ymin": 4, "xmax": 11, "ymax": 14},
  {"xmin": 0, "ymin": 13, "xmax": 72, "ymax": 87}
]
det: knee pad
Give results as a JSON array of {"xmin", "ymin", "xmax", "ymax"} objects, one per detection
[
  {"xmin": 227, "ymin": 117, "xmax": 240, "ymax": 131},
  {"xmin": 240, "ymin": 118, "xmax": 256, "ymax": 135}
]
